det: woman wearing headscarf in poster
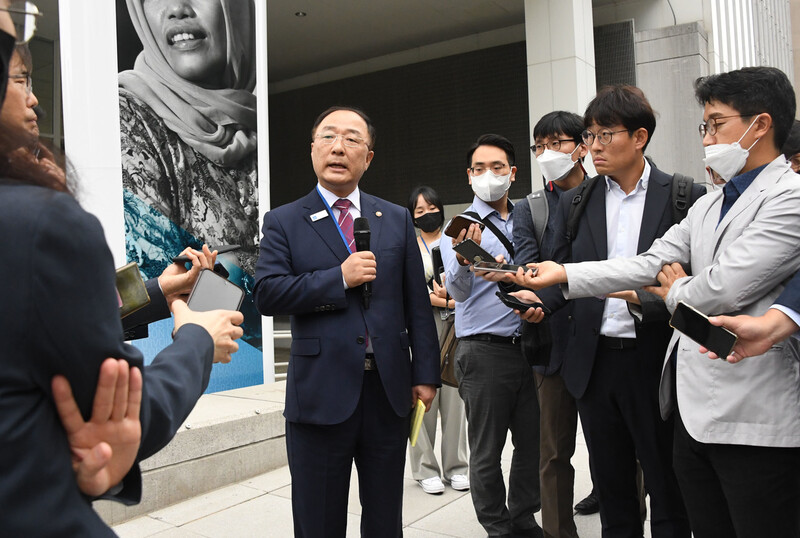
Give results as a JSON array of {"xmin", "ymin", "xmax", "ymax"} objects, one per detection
[{"xmin": 118, "ymin": 0, "xmax": 260, "ymax": 351}]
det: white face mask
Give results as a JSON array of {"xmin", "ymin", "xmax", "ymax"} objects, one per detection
[
  {"xmin": 471, "ymin": 170, "xmax": 512, "ymax": 202},
  {"xmin": 702, "ymin": 115, "xmax": 760, "ymax": 182},
  {"xmin": 536, "ymin": 145, "xmax": 580, "ymax": 182}
]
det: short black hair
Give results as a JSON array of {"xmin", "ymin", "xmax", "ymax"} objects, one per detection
[
  {"xmin": 534, "ymin": 111, "xmax": 584, "ymax": 145},
  {"xmin": 407, "ymin": 185, "xmax": 444, "ymax": 216},
  {"xmin": 466, "ymin": 134, "xmax": 516, "ymax": 167},
  {"xmin": 311, "ymin": 106, "xmax": 376, "ymax": 149},
  {"xmin": 694, "ymin": 66, "xmax": 796, "ymax": 150},
  {"xmin": 584, "ymin": 85, "xmax": 657, "ymax": 151},
  {"xmin": 781, "ymin": 120, "xmax": 800, "ymax": 158},
  {"xmin": 14, "ymin": 43, "xmax": 31, "ymax": 72}
]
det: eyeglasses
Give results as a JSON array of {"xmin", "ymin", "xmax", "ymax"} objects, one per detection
[
  {"xmin": 314, "ymin": 133, "xmax": 365, "ymax": 148},
  {"xmin": 581, "ymin": 129, "xmax": 629, "ymax": 146},
  {"xmin": 530, "ymin": 139, "xmax": 576, "ymax": 155},
  {"xmin": 0, "ymin": 2, "xmax": 42, "ymax": 44},
  {"xmin": 8, "ymin": 72, "xmax": 31, "ymax": 95},
  {"xmin": 698, "ymin": 114, "xmax": 752, "ymax": 137},
  {"xmin": 470, "ymin": 163, "xmax": 508, "ymax": 175}
]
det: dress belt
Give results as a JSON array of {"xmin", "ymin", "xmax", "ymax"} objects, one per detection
[
  {"xmin": 599, "ymin": 335, "xmax": 637, "ymax": 350},
  {"xmin": 460, "ymin": 333, "xmax": 520, "ymax": 345}
]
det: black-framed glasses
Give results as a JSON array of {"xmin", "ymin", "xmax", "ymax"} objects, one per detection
[
  {"xmin": 698, "ymin": 114, "xmax": 752, "ymax": 137},
  {"xmin": 8, "ymin": 72, "xmax": 31, "ymax": 94},
  {"xmin": 581, "ymin": 129, "xmax": 629, "ymax": 146},
  {"xmin": 0, "ymin": 2, "xmax": 42, "ymax": 44},
  {"xmin": 530, "ymin": 139, "xmax": 576, "ymax": 155},
  {"xmin": 470, "ymin": 163, "xmax": 509, "ymax": 175},
  {"xmin": 314, "ymin": 133, "xmax": 365, "ymax": 148}
]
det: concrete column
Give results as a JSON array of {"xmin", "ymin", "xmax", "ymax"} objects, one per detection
[
  {"xmin": 524, "ymin": 0, "xmax": 597, "ymax": 187},
  {"xmin": 635, "ymin": 22, "xmax": 710, "ymax": 183}
]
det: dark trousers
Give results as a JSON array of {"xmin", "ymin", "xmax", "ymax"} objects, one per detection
[
  {"xmin": 286, "ymin": 370, "xmax": 408, "ymax": 537},
  {"xmin": 456, "ymin": 339, "xmax": 541, "ymax": 537},
  {"xmin": 673, "ymin": 409, "xmax": 800, "ymax": 538},
  {"xmin": 576, "ymin": 346, "xmax": 689, "ymax": 538},
  {"xmin": 535, "ymin": 371, "xmax": 579, "ymax": 538}
]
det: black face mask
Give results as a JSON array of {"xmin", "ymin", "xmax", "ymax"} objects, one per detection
[
  {"xmin": 0, "ymin": 29, "xmax": 13, "ymax": 104},
  {"xmin": 414, "ymin": 211, "xmax": 443, "ymax": 233}
]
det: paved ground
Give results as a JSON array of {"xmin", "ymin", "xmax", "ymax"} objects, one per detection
[{"xmin": 113, "ymin": 421, "xmax": 653, "ymax": 537}]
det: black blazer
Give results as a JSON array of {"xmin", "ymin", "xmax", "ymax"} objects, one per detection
[
  {"xmin": 538, "ymin": 168, "xmax": 705, "ymax": 399},
  {"xmin": 0, "ymin": 181, "xmax": 214, "ymax": 536}
]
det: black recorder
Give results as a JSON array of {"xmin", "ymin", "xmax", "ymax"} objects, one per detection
[{"xmin": 669, "ymin": 301, "xmax": 738, "ymax": 358}]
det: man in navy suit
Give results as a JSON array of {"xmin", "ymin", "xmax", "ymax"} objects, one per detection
[{"xmin": 254, "ymin": 106, "xmax": 440, "ymax": 537}]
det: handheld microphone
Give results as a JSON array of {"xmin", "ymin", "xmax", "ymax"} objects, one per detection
[{"xmin": 353, "ymin": 217, "xmax": 371, "ymax": 309}]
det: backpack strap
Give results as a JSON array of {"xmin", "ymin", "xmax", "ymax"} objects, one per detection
[
  {"xmin": 566, "ymin": 176, "xmax": 601, "ymax": 242},
  {"xmin": 463, "ymin": 210, "xmax": 515, "ymax": 259},
  {"xmin": 670, "ymin": 173, "xmax": 694, "ymax": 223},
  {"xmin": 526, "ymin": 190, "xmax": 549, "ymax": 250}
]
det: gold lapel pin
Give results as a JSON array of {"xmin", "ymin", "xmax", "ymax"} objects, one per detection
[{"xmin": 376, "ymin": 211, "xmax": 383, "ymax": 217}]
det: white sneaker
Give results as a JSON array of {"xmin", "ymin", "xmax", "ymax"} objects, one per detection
[
  {"xmin": 418, "ymin": 476, "xmax": 445, "ymax": 494},
  {"xmin": 448, "ymin": 474, "xmax": 470, "ymax": 491}
]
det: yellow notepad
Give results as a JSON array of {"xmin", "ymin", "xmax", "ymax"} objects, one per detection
[{"xmin": 409, "ymin": 399, "xmax": 426, "ymax": 446}]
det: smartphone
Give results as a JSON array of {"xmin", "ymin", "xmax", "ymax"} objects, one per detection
[
  {"xmin": 474, "ymin": 260, "xmax": 531, "ymax": 274},
  {"xmin": 452, "ymin": 239, "xmax": 496, "ymax": 265},
  {"xmin": 496, "ymin": 291, "xmax": 550, "ymax": 314},
  {"xmin": 187, "ymin": 269, "xmax": 245, "ymax": 312},
  {"xmin": 431, "ymin": 246, "xmax": 444, "ymax": 286},
  {"xmin": 444, "ymin": 215, "xmax": 485, "ymax": 239},
  {"xmin": 669, "ymin": 301, "xmax": 737, "ymax": 358},
  {"xmin": 116, "ymin": 262, "xmax": 150, "ymax": 318},
  {"xmin": 172, "ymin": 244, "xmax": 241, "ymax": 264}
]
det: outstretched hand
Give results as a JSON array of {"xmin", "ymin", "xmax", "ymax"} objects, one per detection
[
  {"xmin": 159, "ymin": 245, "xmax": 218, "ymax": 305},
  {"xmin": 52, "ymin": 358, "xmax": 142, "ymax": 497},
  {"xmin": 172, "ymin": 300, "xmax": 244, "ymax": 363},
  {"xmin": 508, "ymin": 260, "xmax": 566, "ymax": 290},
  {"xmin": 699, "ymin": 309, "xmax": 799, "ymax": 363}
]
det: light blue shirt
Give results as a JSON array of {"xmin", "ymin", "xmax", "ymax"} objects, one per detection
[
  {"xmin": 600, "ymin": 158, "xmax": 650, "ymax": 338},
  {"xmin": 439, "ymin": 196, "xmax": 521, "ymax": 338}
]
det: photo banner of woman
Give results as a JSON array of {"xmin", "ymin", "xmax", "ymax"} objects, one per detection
[{"xmin": 117, "ymin": 0, "xmax": 262, "ymax": 391}]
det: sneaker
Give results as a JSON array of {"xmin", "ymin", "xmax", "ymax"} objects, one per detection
[
  {"xmin": 448, "ymin": 474, "xmax": 470, "ymax": 491},
  {"xmin": 418, "ymin": 476, "xmax": 445, "ymax": 495}
]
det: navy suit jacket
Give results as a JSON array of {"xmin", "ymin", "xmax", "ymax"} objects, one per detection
[
  {"xmin": 254, "ymin": 188, "xmax": 440, "ymax": 425},
  {"xmin": 538, "ymin": 168, "xmax": 705, "ymax": 399},
  {"xmin": 0, "ymin": 181, "xmax": 214, "ymax": 536}
]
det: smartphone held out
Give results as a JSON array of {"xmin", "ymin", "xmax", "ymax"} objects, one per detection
[
  {"xmin": 187, "ymin": 269, "xmax": 245, "ymax": 312},
  {"xmin": 669, "ymin": 301, "xmax": 738, "ymax": 358}
]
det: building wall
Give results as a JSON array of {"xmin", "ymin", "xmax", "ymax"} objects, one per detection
[
  {"xmin": 268, "ymin": 43, "xmax": 533, "ymax": 210},
  {"xmin": 635, "ymin": 22, "xmax": 711, "ymax": 182}
]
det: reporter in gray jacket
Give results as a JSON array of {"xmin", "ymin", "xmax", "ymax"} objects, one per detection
[{"xmin": 514, "ymin": 66, "xmax": 800, "ymax": 538}]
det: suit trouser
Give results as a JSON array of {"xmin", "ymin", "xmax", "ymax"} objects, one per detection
[
  {"xmin": 455, "ymin": 339, "xmax": 541, "ymax": 537},
  {"xmin": 576, "ymin": 345, "xmax": 689, "ymax": 538},
  {"xmin": 673, "ymin": 409, "xmax": 800, "ymax": 538},
  {"xmin": 286, "ymin": 370, "xmax": 408, "ymax": 538},
  {"xmin": 409, "ymin": 384, "xmax": 469, "ymax": 480},
  {"xmin": 535, "ymin": 371, "xmax": 580, "ymax": 538}
]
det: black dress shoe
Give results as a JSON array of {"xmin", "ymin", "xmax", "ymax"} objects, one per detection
[{"xmin": 574, "ymin": 489, "xmax": 599, "ymax": 515}]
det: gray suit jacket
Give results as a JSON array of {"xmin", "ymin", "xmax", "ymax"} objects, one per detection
[{"xmin": 562, "ymin": 156, "xmax": 800, "ymax": 448}]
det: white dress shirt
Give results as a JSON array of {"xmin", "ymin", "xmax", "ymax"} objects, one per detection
[{"xmin": 600, "ymin": 158, "xmax": 651, "ymax": 338}]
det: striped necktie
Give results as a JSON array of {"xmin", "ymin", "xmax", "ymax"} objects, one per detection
[{"xmin": 333, "ymin": 198, "xmax": 355, "ymax": 252}]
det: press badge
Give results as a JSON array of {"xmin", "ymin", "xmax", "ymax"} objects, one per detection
[{"xmin": 310, "ymin": 210, "xmax": 329, "ymax": 222}]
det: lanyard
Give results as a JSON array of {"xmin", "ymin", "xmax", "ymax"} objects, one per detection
[
  {"xmin": 419, "ymin": 235, "xmax": 430, "ymax": 253},
  {"xmin": 316, "ymin": 185, "xmax": 353, "ymax": 253}
]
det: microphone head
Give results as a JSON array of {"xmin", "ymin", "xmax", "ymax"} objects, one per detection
[{"xmin": 354, "ymin": 217, "xmax": 370, "ymax": 233}]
